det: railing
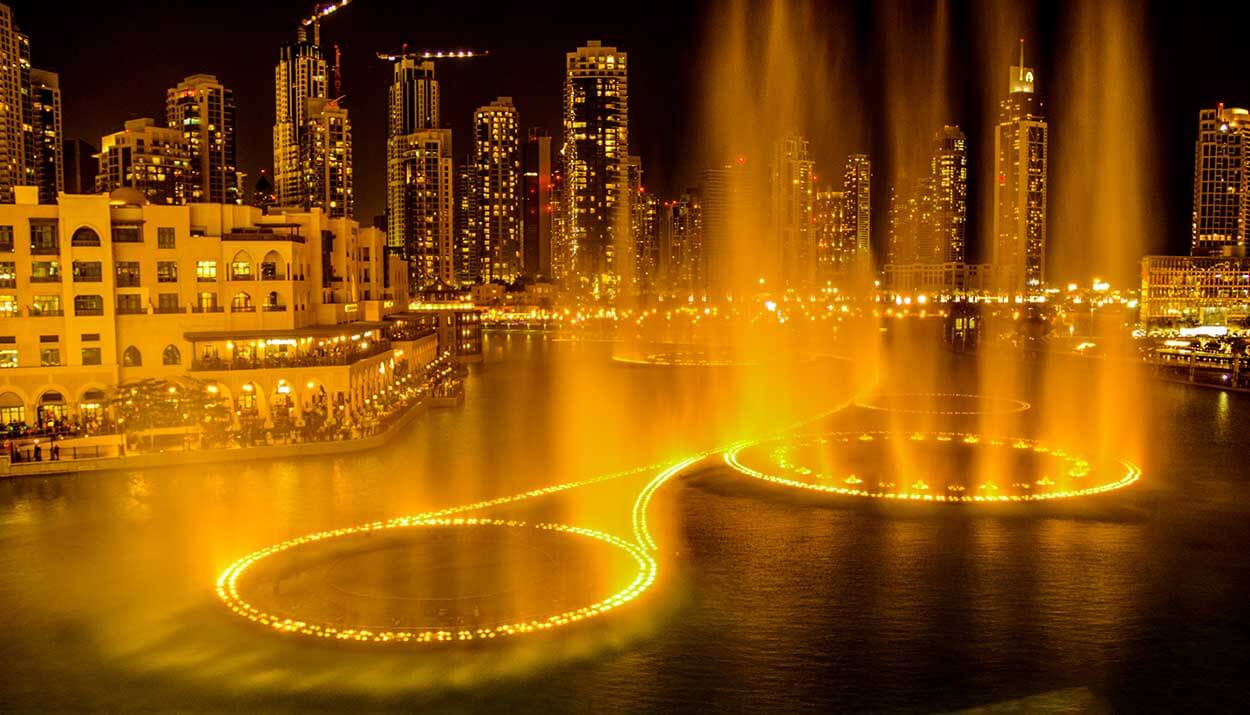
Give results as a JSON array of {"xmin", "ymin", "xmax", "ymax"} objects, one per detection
[
  {"xmin": 191, "ymin": 305, "xmax": 224, "ymax": 313},
  {"xmin": 73, "ymin": 274, "xmax": 102, "ymax": 283},
  {"xmin": 30, "ymin": 275, "xmax": 61, "ymax": 283},
  {"xmin": 230, "ymin": 274, "xmax": 254, "ymax": 281},
  {"xmin": 74, "ymin": 308, "xmax": 103, "ymax": 316},
  {"xmin": 31, "ymin": 309, "xmax": 64, "ymax": 317},
  {"xmin": 116, "ymin": 305, "xmax": 145, "ymax": 315},
  {"xmin": 0, "ymin": 278, "xmax": 14, "ymax": 288},
  {"xmin": 231, "ymin": 305, "xmax": 256, "ymax": 313},
  {"xmin": 190, "ymin": 340, "xmax": 393, "ymax": 372},
  {"xmin": 262, "ymin": 304, "xmax": 288, "ymax": 312},
  {"xmin": 196, "ymin": 276, "xmax": 217, "ymax": 282},
  {"xmin": 30, "ymin": 245, "xmax": 60, "ymax": 255},
  {"xmin": 115, "ymin": 275, "xmax": 142, "ymax": 287}
]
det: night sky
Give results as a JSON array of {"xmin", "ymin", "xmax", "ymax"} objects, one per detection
[{"xmin": 11, "ymin": 0, "xmax": 1250, "ymax": 269}]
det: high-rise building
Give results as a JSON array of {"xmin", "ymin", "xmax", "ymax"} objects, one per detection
[
  {"xmin": 772, "ymin": 135, "xmax": 816, "ymax": 288},
  {"xmin": 252, "ymin": 171, "xmax": 276, "ymax": 212},
  {"xmin": 842, "ymin": 154, "xmax": 871, "ymax": 263},
  {"xmin": 29, "ymin": 68, "xmax": 62, "ymax": 204},
  {"xmin": 0, "ymin": 4, "xmax": 61, "ymax": 204},
  {"xmin": 63, "ymin": 139, "xmax": 98, "ymax": 194},
  {"xmin": 273, "ymin": 26, "xmax": 329, "ymax": 209},
  {"xmin": 167, "ymin": 74, "xmax": 238, "ymax": 204},
  {"xmin": 660, "ymin": 191, "xmax": 702, "ymax": 294},
  {"xmin": 992, "ymin": 42, "xmax": 1048, "ymax": 292},
  {"xmin": 522, "ymin": 128, "xmax": 553, "ymax": 280},
  {"xmin": 550, "ymin": 165, "xmax": 570, "ymax": 282},
  {"xmin": 95, "ymin": 118, "xmax": 192, "ymax": 205},
  {"xmin": 625, "ymin": 156, "xmax": 660, "ymax": 296},
  {"xmin": 454, "ymin": 157, "xmax": 477, "ymax": 285},
  {"xmin": 930, "ymin": 125, "xmax": 968, "ymax": 264},
  {"xmin": 471, "ymin": 97, "xmax": 521, "ymax": 284},
  {"xmin": 563, "ymin": 41, "xmax": 628, "ymax": 297},
  {"xmin": 887, "ymin": 176, "xmax": 927, "ymax": 267},
  {"xmin": 814, "ymin": 188, "xmax": 845, "ymax": 280},
  {"xmin": 299, "ymin": 98, "xmax": 352, "ymax": 218},
  {"xmin": 701, "ymin": 160, "xmax": 758, "ymax": 296},
  {"xmin": 1191, "ymin": 104, "xmax": 1250, "ymax": 256},
  {"xmin": 386, "ymin": 58, "xmax": 454, "ymax": 287}
]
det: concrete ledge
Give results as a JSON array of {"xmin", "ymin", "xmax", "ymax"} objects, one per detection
[{"xmin": 2, "ymin": 398, "xmax": 428, "ymax": 479}]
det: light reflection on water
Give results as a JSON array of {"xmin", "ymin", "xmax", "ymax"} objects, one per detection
[{"xmin": 0, "ymin": 334, "xmax": 1248, "ymax": 711}]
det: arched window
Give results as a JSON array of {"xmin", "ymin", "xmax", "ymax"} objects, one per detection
[
  {"xmin": 267, "ymin": 291, "xmax": 280, "ymax": 309},
  {"xmin": 122, "ymin": 346, "xmax": 142, "ymax": 367},
  {"xmin": 162, "ymin": 344, "xmax": 181, "ymax": 366},
  {"xmin": 261, "ymin": 250, "xmax": 284, "ymax": 280},
  {"xmin": 0, "ymin": 391, "xmax": 25, "ymax": 425},
  {"xmin": 231, "ymin": 292, "xmax": 253, "ymax": 312},
  {"xmin": 71, "ymin": 227, "xmax": 101, "ymax": 247},
  {"xmin": 230, "ymin": 251, "xmax": 253, "ymax": 280}
]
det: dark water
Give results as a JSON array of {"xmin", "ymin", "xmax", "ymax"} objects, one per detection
[{"xmin": 2, "ymin": 332, "xmax": 1248, "ymax": 712}]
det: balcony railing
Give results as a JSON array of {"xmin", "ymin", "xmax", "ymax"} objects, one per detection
[
  {"xmin": 30, "ymin": 275, "xmax": 61, "ymax": 283},
  {"xmin": 230, "ymin": 273, "xmax": 254, "ymax": 281},
  {"xmin": 115, "ymin": 275, "xmax": 142, "ymax": 287},
  {"xmin": 31, "ymin": 308, "xmax": 64, "ymax": 317},
  {"xmin": 190, "ymin": 340, "xmax": 393, "ymax": 372},
  {"xmin": 191, "ymin": 305, "xmax": 224, "ymax": 313},
  {"xmin": 73, "ymin": 275, "xmax": 103, "ymax": 283},
  {"xmin": 261, "ymin": 304, "xmax": 288, "ymax": 312},
  {"xmin": 231, "ymin": 305, "xmax": 256, "ymax": 313},
  {"xmin": 30, "ymin": 245, "xmax": 60, "ymax": 255},
  {"xmin": 116, "ymin": 305, "xmax": 145, "ymax": 315},
  {"xmin": 74, "ymin": 308, "xmax": 103, "ymax": 316},
  {"xmin": 197, "ymin": 276, "xmax": 217, "ymax": 282}
]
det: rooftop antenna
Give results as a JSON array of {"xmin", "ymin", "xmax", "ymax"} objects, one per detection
[{"xmin": 1019, "ymin": 37, "xmax": 1025, "ymax": 81}]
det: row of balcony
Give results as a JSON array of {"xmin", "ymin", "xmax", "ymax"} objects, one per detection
[
  {"xmin": 190, "ymin": 340, "xmax": 393, "ymax": 372},
  {"xmin": 2, "ymin": 304, "xmax": 289, "ymax": 318}
]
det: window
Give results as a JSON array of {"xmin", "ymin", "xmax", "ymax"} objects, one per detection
[
  {"xmin": 71, "ymin": 227, "xmax": 100, "ymax": 247},
  {"xmin": 29, "ymin": 221, "xmax": 58, "ymax": 254},
  {"xmin": 73, "ymin": 261, "xmax": 103, "ymax": 282},
  {"xmin": 117, "ymin": 294, "xmax": 143, "ymax": 314},
  {"xmin": 0, "ymin": 295, "xmax": 15, "ymax": 316},
  {"xmin": 122, "ymin": 346, "xmax": 142, "ymax": 367},
  {"xmin": 112, "ymin": 226, "xmax": 142, "ymax": 243},
  {"xmin": 81, "ymin": 333, "xmax": 100, "ymax": 342},
  {"xmin": 157, "ymin": 293, "xmax": 180, "ymax": 313},
  {"xmin": 157, "ymin": 261, "xmax": 178, "ymax": 283},
  {"xmin": 39, "ymin": 335, "xmax": 58, "ymax": 343},
  {"xmin": 73, "ymin": 294, "xmax": 103, "ymax": 316},
  {"xmin": 81, "ymin": 347, "xmax": 102, "ymax": 366},
  {"xmin": 115, "ymin": 261, "xmax": 141, "ymax": 287},
  {"xmin": 162, "ymin": 344, "xmax": 181, "ymax": 366},
  {"xmin": 230, "ymin": 251, "xmax": 252, "ymax": 280},
  {"xmin": 231, "ymin": 292, "xmax": 253, "ymax": 312},
  {"xmin": 0, "ymin": 225, "xmax": 12, "ymax": 252},
  {"xmin": 157, "ymin": 227, "xmax": 176, "ymax": 249},
  {"xmin": 261, "ymin": 251, "xmax": 283, "ymax": 280},
  {"xmin": 0, "ymin": 260, "xmax": 14, "ymax": 287},
  {"xmin": 197, "ymin": 292, "xmax": 218, "ymax": 311},
  {"xmin": 40, "ymin": 348, "xmax": 61, "ymax": 367},
  {"xmin": 31, "ymin": 261, "xmax": 60, "ymax": 282},
  {"xmin": 32, "ymin": 295, "xmax": 61, "ymax": 315},
  {"xmin": 196, "ymin": 260, "xmax": 217, "ymax": 281},
  {"xmin": 0, "ymin": 351, "xmax": 17, "ymax": 370}
]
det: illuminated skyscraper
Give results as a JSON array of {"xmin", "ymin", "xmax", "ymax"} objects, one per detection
[
  {"xmin": 471, "ymin": 97, "xmax": 521, "ymax": 283},
  {"xmin": 273, "ymin": 25, "xmax": 328, "ymax": 209},
  {"xmin": 887, "ymin": 176, "xmax": 926, "ymax": 267},
  {"xmin": 660, "ymin": 191, "xmax": 702, "ymax": 294},
  {"xmin": 167, "ymin": 74, "xmax": 238, "ymax": 204},
  {"xmin": 563, "ymin": 40, "xmax": 628, "ymax": 297},
  {"xmin": 842, "ymin": 154, "xmax": 871, "ymax": 263},
  {"xmin": 814, "ymin": 188, "xmax": 845, "ymax": 280},
  {"xmin": 992, "ymin": 41, "xmax": 1048, "ymax": 292},
  {"xmin": 301, "ymin": 97, "xmax": 352, "ymax": 218},
  {"xmin": 522, "ymin": 128, "xmax": 553, "ymax": 280},
  {"xmin": 701, "ymin": 160, "xmax": 758, "ymax": 296},
  {"xmin": 929, "ymin": 125, "xmax": 968, "ymax": 264},
  {"xmin": 95, "ymin": 118, "xmax": 192, "ymax": 204},
  {"xmin": 387, "ymin": 58, "xmax": 454, "ymax": 287},
  {"xmin": 29, "ymin": 69, "xmax": 62, "ymax": 205},
  {"xmin": 772, "ymin": 135, "xmax": 815, "ymax": 288},
  {"xmin": 1191, "ymin": 104, "xmax": 1250, "ymax": 256}
]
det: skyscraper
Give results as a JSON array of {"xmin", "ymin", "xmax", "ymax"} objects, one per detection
[
  {"xmin": 660, "ymin": 191, "xmax": 702, "ymax": 294},
  {"xmin": 992, "ymin": 41, "xmax": 1048, "ymax": 292},
  {"xmin": 701, "ymin": 159, "xmax": 758, "ymax": 296},
  {"xmin": 842, "ymin": 154, "xmax": 871, "ymax": 265},
  {"xmin": 472, "ymin": 97, "xmax": 521, "ymax": 283},
  {"xmin": 455, "ymin": 157, "xmax": 478, "ymax": 285},
  {"xmin": 522, "ymin": 128, "xmax": 553, "ymax": 280},
  {"xmin": 95, "ymin": 118, "xmax": 192, "ymax": 204},
  {"xmin": 929, "ymin": 125, "xmax": 968, "ymax": 264},
  {"xmin": 625, "ymin": 155, "xmax": 659, "ymax": 296},
  {"xmin": 887, "ymin": 176, "xmax": 927, "ymax": 267},
  {"xmin": 302, "ymin": 97, "xmax": 353, "ymax": 218},
  {"xmin": 1191, "ymin": 104, "xmax": 1250, "ymax": 256},
  {"xmin": 772, "ymin": 135, "xmax": 816, "ymax": 288},
  {"xmin": 563, "ymin": 41, "xmax": 628, "ymax": 298},
  {"xmin": 386, "ymin": 58, "xmax": 454, "ymax": 287},
  {"xmin": 814, "ymin": 188, "xmax": 845, "ymax": 280},
  {"xmin": 274, "ymin": 26, "xmax": 328, "ymax": 209},
  {"xmin": 29, "ymin": 69, "xmax": 62, "ymax": 204},
  {"xmin": 167, "ymin": 74, "xmax": 238, "ymax": 204}
]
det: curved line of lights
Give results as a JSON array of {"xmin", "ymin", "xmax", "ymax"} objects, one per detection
[
  {"xmin": 724, "ymin": 431, "xmax": 1140, "ymax": 503},
  {"xmin": 854, "ymin": 392, "xmax": 1032, "ymax": 416}
]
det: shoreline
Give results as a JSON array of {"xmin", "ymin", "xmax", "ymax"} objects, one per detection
[{"xmin": 1, "ymin": 395, "xmax": 431, "ymax": 480}]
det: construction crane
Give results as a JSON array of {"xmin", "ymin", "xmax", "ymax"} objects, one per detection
[
  {"xmin": 301, "ymin": 0, "xmax": 353, "ymax": 28},
  {"xmin": 375, "ymin": 46, "xmax": 488, "ymax": 62}
]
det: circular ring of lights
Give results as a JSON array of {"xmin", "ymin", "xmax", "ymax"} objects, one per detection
[
  {"xmin": 611, "ymin": 350, "xmax": 756, "ymax": 367},
  {"xmin": 217, "ymin": 517, "xmax": 655, "ymax": 644},
  {"xmin": 855, "ymin": 392, "xmax": 1031, "ymax": 416},
  {"xmin": 724, "ymin": 431, "xmax": 1140, "ymax": 504}
]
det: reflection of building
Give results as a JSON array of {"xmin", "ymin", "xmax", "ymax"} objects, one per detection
[
  {"xmin": 522, "ymin": 128, "xmax": 553, "ymax": 280},
  {"xmin": 0, "ymin": 189, "xmax": 437, "ymax": 431},
  {"xmin": 563, "ymin": 41, "xmax": 628, "ymax": 297},
  {"xmin": 166, "ymin": 74, "xmax": 238, "ymax": 204},
  {"xmin": 1140, "ymin": 255, "xmax": 1250, "ymax": 326},
  {"xmin": 95, "ymin": 119, "xmax": 192, "ymax": 205},
  {"xmin": 1191, "ymin": 104, "xmax": 1250, "ymax": 256},
  {"xmin": 772, "ymin": 135, "xmax": 815, "ymax": 288},
  {"xmin": 992, "ymin": 45, "xmax": 1048, "ymax": 292}
]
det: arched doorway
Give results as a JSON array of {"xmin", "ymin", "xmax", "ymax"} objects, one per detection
[
  {"xmin": 0, "ymin": 391, "xmax": 25, "ymax": 427},
  {"xmin": 270, "ymin": 380, "xmax": 295, "ymax": 433},
  {"xmin": 37, "ymin": 391, "xmax": 67, "ymax": 425},
  {"xmin": 78, "ymin": 389, "xmax": 107, "ymax": 431}
]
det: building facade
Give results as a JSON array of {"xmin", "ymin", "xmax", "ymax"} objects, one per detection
[
  {"xmin": 563, "ymin": 41, "xmax": 628, "ymax": 298},
  {"xmin": 772, "ymin": 135, "xmax": 816, "ymax": 289},
  {"xmin": 0, "ymin": 4, "xmax": 61, "ymax": 205},
  {"xmin": 522, "ymin": 128, "xmax": 553, "ymax": 280},
  {"xmin": 1191, "ymin": 104, "xmax": 1250, "ymax": 256},
  {"xmin": 992, "ymin": 54, "xmax": 1048, "ymax": 293},
  {"xmin": 471, "ymin": 97, "xmax": 521, "ymax": 283},
  {"xmin": 814, "ymin": 188, "xmax": 845, "ymax": 280},
  {"xmin": 1140, "ymin": 255, "xmax": 1250, "ymax": 326},
  {"xmin": 660, "ymin": 191, "xmax": 702, "ymax": 295},
  {"xmin": 301, "ymin": 97, "xmax": 353, "ymax": 218},
  {"xmin": 273, "ymin": 26, "xmax": 329, "ymax": 211},
  {"xmin": 842, "ymin": 154, "xmax": 871, "ymax": 264},
  {"xmin": 95, "ymin": 119, "xmax": 193, "ymax": 205},
  {"xmin": 167, "ymin": 74, "xmax": 238, "ymax": 205}
]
